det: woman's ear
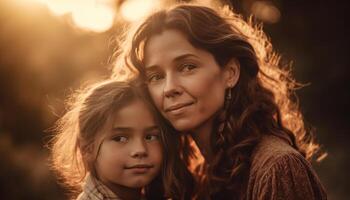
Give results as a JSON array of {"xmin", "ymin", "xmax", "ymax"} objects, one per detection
[{"xmin": 224, "ymin": 58, "xmax": 240, "ymax": 88}]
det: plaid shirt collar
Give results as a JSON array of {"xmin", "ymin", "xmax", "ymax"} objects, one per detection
[{"xmin": 80, "ymin": 174, "xmax": 122, "ymax": 200}]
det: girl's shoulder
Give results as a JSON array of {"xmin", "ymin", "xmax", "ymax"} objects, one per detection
[
  {"xmin": 76, "ymin": 175, "xmax": 122, "ymax": 200},
  {"xmin": 76, "ymin": 191, "xmax": 97, "ymax": 200},
  {"xmin": 246, "ymin": 135, "xmax": 327, "ymax": 200}
]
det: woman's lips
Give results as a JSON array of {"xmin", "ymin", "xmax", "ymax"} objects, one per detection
[{"xmin": 164, "ymin": 102, "xmax": 194, "ymax": 115}]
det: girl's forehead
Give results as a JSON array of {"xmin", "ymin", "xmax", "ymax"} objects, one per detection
[{"xmin": 110, "ymin": 99, "xmax": 158, "ymax": 131}]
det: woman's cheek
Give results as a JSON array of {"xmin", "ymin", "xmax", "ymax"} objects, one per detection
[{"xmin": 149, "ymin": 85, "xmax": 163, "ymax": 110}]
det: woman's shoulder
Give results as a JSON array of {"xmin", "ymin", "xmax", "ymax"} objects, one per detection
[
  {"xmin": 249, "ymin": 134, "xmax": 315, "ymax": 181},
  {"xmin": 246, "ymin": 135, "xmax": 327, "ymax": 200},
  {"xmin": 250, "ymin": 134, "xmax": 300, "ymax": 169}
]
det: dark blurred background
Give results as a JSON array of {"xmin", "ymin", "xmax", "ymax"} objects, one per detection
[{"xmin": 0, "ymin": 0, "xmax": 348, "ymax": 199}]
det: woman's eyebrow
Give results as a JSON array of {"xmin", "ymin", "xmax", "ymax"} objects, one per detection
[
  {"xmin": 173, "ymin": 53, "xmax": 199, "ymax": 62},
  {"xmin": 145, "ymin": 53, "xmax": 199, "ymax": 70},
  {"xmin": 145, "ymin": 65, "xmax": 159, "ymax": 72}
]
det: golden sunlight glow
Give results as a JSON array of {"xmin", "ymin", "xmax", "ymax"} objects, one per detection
[
  {"xmin": 22, "ymin": 0, "xmax": 115, "ymax": 32},
  {"xmin": 120, "ymin": 0, "xmax": 160, "ymax": 22},
  {"xmin": 71, "ymin": 3, "xmax": 115, "ymax": 32},
  {"xmin": 23, "ymin": 0, "xmax": 75, "ymax": 16},
  {"xmin": 45, "ymin": 0, "xmax": 75, "ymax": 16},
  {"xmin": 251, "ymin": 1, "xmax": 281, "ymax": 24}
]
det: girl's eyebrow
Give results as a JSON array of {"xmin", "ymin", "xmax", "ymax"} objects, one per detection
[
  {"xmin": 145, "ymin": 126, "xmax": 160, "ymax": 132},
  {"xmin": 112, "ymin": 126, "xmax": 159, "ymax": 132},
  {"xmin": 111, "ymin": 127, "xmax": 133, "ymax": 132}
]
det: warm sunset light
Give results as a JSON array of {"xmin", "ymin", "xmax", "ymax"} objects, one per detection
[
  {"xmin": 251, "ymin": 1, "xmax": 280, "ymax": 24},
  {"xmin": 71, "ymin": 3, "xmax": 115, "ymax": 32},
  {"xmin": 120, "ymin": 0, "xmax": 160, "ymax": 22},
  {"xmin": 20, "ymin": 0, "xmax": 116, "ymax": 32},
  {"xmin": 45, "ymin": 0, "xmax": 74, "ymax": 16}
]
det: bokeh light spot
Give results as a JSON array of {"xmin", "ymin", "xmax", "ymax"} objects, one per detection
[{"xmin": 120, "ymin": 0, "xmax": 160, "ymax": 22}]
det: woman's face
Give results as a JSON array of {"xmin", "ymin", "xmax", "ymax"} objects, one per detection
[{"xmin": 144, "ymin": 29, "xmax": 234, "ymax": 132}]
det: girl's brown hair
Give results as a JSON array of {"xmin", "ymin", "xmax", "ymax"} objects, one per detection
[
  {"xmin": 50, "ymin": 79, "xmax": 193, "ymax": 199},
  {"xmin": 113, "ymin": 3, "xmax": 323, "ymax": 199}
]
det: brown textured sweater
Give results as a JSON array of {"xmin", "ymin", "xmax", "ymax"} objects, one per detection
[{"xmin": 245, "ymin": 135, "xmax": 327, "ymax": 200}]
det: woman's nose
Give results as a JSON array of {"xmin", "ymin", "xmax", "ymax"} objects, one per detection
[{"xmin": 163, "ymin": 74, "xmax": 183, "ymax": 98}]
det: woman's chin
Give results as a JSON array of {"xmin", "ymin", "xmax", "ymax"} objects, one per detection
[
  {"xmin": 171, "ymin": 120, "xmax": 201, "ymax": 132},
  {"xmin": 168, "ymin": 116, "xmax": 212, "ymax": 134},
  {"xmin": 171, "ymin": 120, "xmax": 196, "ymax": 132}
]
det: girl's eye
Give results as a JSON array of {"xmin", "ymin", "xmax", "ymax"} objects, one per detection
[
  {"xmin": 180, "ymin": 63, "xmax": 197, "ymax": 72},
  {"xmin": 145, "ymin": 134, "xmax": 160, "ymax": 141},
  {"xmin": 147, "ymin": 73, "xmax": 164, "ymax": 83},
  {"xmin": 112, "ymin": 136, "xmax": 128, "ymax": 143}
]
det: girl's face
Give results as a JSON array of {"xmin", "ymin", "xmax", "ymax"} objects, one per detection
[
  {"xmin": 94, "ymin": 99, "xmax": 163, "ymax": 189},
  {"xmin": 144, "ymin": 29, "xmax": 234, "ymax": 132}
]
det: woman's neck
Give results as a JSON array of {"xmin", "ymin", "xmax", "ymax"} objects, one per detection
[
  {"xmin": 190, "ymin": 119, "xmax": 214, "ymax": 162},
  {"xmin": 104, "ymin": 181, "xmax": 141, "ymax": 200}
]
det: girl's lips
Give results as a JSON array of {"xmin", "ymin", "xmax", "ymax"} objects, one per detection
[
  {"xmin": 125, "ymin": 164, "xmax": 154, "ymax": 174},
  {"xmin": 128, "ymin": 167, "xmax": 151, "ymax": 174},
  {"xmin": 125, "ymin": 164, "xmax": 153, "ymax": 169}
]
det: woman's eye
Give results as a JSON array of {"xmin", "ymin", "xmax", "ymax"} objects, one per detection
[
  {"xmin": 112, "ymin": 136, "xmax": 128, "ymax": 143},
  {"xmin": 181, "ymin": 63, "xmax": 197, "ymax": 72},
  {"xmin": 145, "ymin": 134, "xmax": 160, "ymax": 141},
  {"xmin": 147, "ymin": 73, "xmax": 164, "ymax": 83}
]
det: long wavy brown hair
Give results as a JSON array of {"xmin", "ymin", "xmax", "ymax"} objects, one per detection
[
  {"xmin": 50, "ymin": 79, "xmax": 193, "ymax": 199},
  {"xmin": 112, "ymin": 3, "xmax": 323, "ymax": 199}
]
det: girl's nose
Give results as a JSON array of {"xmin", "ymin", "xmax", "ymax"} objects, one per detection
[{"xmin": 130, "ymin": 140, "xmax": 148, "ymax": 158}]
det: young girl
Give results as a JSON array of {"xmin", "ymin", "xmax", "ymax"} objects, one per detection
[{"xmin": 50, "ymin": 79, "xmax": 192, "ymax": 200}]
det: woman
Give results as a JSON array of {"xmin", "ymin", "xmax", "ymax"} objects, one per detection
[{"xmin": 113, "ymin": 4, "xmax": 327, "ymax": 200}]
